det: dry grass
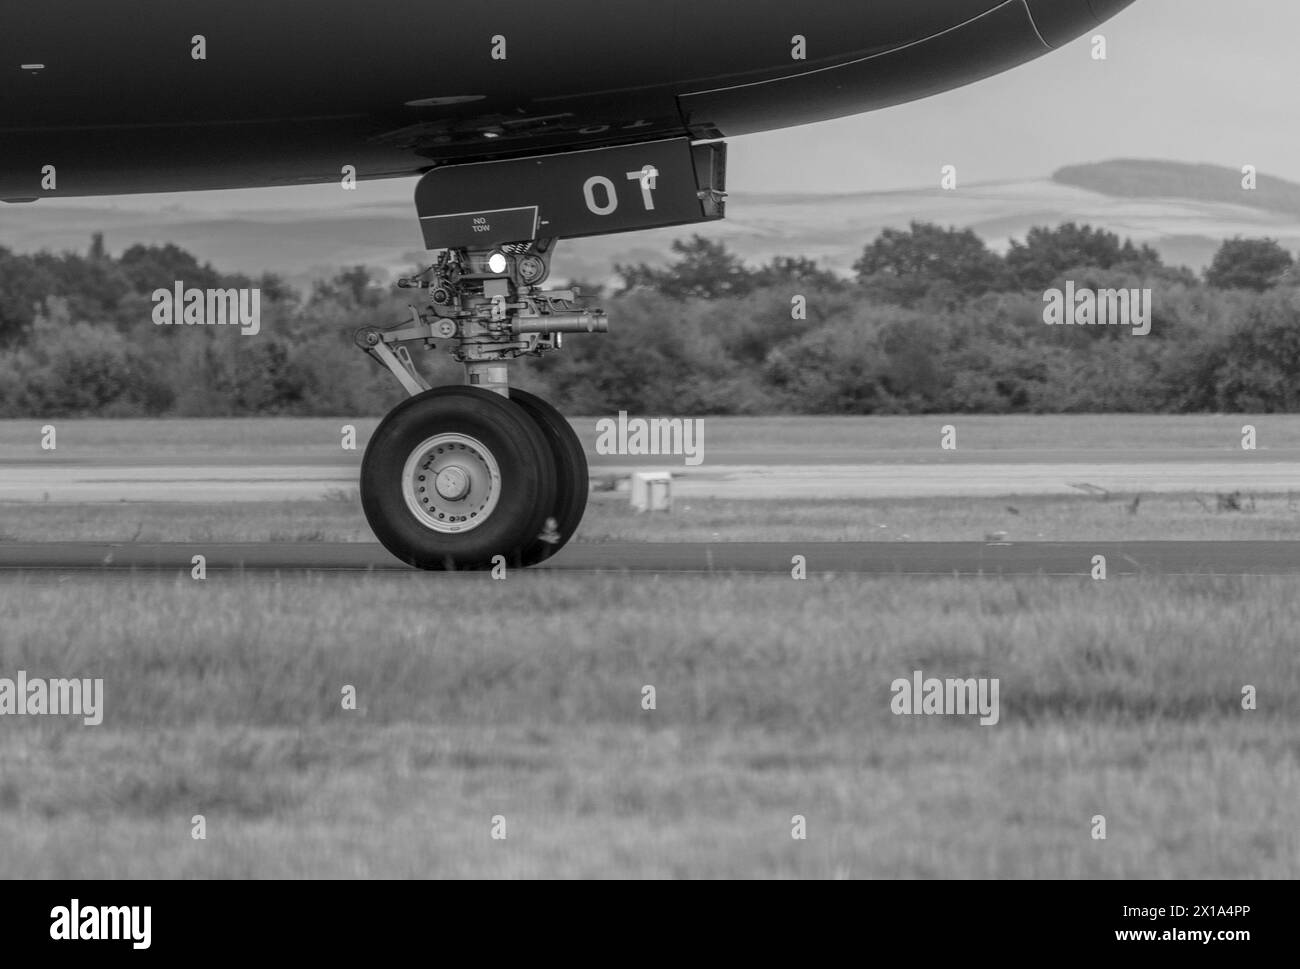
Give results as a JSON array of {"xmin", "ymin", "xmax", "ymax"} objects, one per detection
[{"xmin": 0, "ymin": 572, "xmax": 1296, "ymax": 878}]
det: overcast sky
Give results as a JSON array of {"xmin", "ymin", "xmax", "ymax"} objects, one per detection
[
  {"xmin": 55, "ymin": 0, "xmax": 1299, "ymax": 213},
  {"xmin": 737, "ymin": 0, "xmax": 1298, "ymax": 192}
]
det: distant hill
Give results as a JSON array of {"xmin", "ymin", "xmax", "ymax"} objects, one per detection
[
  {"xmin": 3, "ymin": 160, "xmax": 1300, "ymax": 288},
  {"xmin": 1053, "ymin": 159, "xmax": 1300, "ymax": 218}
]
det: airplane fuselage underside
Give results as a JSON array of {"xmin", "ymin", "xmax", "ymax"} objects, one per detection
[{"xmin": 0, "ymin": 0, "xmax": 1130, "ymax": 199}]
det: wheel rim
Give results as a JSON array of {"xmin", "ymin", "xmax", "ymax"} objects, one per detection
[{"xmin": 401, "ymin": 433, "xmax": 501, "ymax": 534}]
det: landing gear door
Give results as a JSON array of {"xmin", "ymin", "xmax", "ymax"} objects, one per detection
[{"xmin": 415, "ymin": 138, "xmax": 726, "ymax": 250}]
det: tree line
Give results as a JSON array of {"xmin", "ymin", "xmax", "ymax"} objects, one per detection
[{"xmin": 0, "ymin": 224, "xmax": 1296, "ymax": 417}]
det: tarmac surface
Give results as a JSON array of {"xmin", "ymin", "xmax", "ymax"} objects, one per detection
[
  {"xmin": 2, "ymin": 453, "xmax": 1297, "ymax": 502},
  {"xmin": 4, "ymin": 443, "xmax": 1297, "ymax": 575}
]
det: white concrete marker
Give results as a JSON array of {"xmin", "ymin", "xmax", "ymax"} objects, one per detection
[{"xmin": 631, "ymin": 471, "xmax": 673, "ymax": 512}]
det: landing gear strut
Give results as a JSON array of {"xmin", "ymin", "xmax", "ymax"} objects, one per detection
[
  {"xmin": 355, "ymin": 240, "xmax": 605, "ymax": 570},
  {"xmin": 355, "ymin": 136, "xmax": 725, "ymax": 569}
]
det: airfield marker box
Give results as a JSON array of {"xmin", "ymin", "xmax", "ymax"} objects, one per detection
[
  {"xmin": 415, "ymin": 138, "xmax": 726, "ymax": 249},
  {"xmin": 631, "ymin": 472, "xmax": 673, "ymax": 513}
]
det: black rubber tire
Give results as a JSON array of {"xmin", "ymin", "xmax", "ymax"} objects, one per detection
[
  {"xmin": 360, "ymin": 387, "xmax": 557, "ymax": 571},
  {"xmin": 510, "ymin": 388, "xmax": 589, "ymax": 565}
]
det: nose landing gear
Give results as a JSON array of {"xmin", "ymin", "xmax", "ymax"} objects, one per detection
[{"xmin": 355, "ymin": 240, "xmax": 603, "ymax": 570}]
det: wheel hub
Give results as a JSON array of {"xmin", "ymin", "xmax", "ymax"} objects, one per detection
[
  {"xmin": 435, "ymin": 466, "xmax": 470, "ymax": 500},
  {"xmin": 401, "ymin": 433, "xmax": 501, "ymax": 534}
]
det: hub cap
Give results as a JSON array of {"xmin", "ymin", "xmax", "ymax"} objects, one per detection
[{"xmin": 401, "ymin": 433, "xmax": 501, "ymax": 534}]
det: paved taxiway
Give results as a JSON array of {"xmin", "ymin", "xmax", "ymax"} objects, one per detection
[
  {"xmin": 3, "ymin": 455, "xmax": 1298, "ymax": 502},
  {"xmin": 4, "ymin": 446, "xmax": 1297, "ymax": 575},
  {"xmin": 3, "ymin": 541, "xmax": 1300, "ymax": 575}
]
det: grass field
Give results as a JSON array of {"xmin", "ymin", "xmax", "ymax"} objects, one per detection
[
  {"xmin": 0, "ymin": 571, "xmax": 1295, "ymax": 878},
  {"xmin": 3, "ymin": 490, "xmax": 1300, "ymax": 544},
  {"xmin": 2, "ymin": 414, "xmax": 1299, "ymax": 878}
]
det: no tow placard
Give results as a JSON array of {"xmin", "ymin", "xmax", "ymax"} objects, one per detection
[{"xmin": 415, "ymin": 138, "xmax": 726, "ymax": 249}]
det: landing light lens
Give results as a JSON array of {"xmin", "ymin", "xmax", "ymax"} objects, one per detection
[{"xmin": 487, "ymin": 253, "xmax": 508, "ymax": 274}]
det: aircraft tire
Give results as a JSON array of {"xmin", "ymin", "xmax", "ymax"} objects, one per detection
[
  {"xmin": 360, "ymin": 386, "xmax": 557, "ymax": 571},
  {"xmin": 509, "ymin": 388, "xmax": 589, "ymax": 566}
]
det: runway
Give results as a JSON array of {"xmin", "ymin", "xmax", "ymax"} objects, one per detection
[{"xmin": 3, "ymin": 541, "xmax": 1300, "ymax": 575}]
